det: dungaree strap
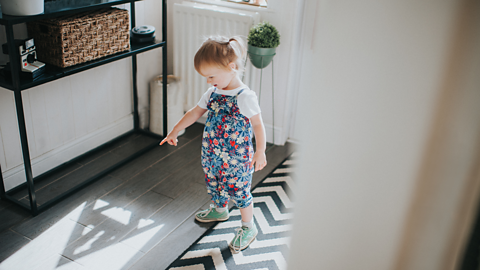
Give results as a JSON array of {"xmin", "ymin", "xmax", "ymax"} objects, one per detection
[
  {"xmin": 236, "ymin": 89, "xmax": 245, "ymax": 97},
  {"xmin": 208, "ymin": 87, "xmax": 217, "ymax": 101},
  {"xmin": 209, "ymin": 88, "xmax": 244, "ymax": 101}
]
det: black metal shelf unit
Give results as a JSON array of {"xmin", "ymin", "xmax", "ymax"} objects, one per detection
[{"xmin": 0, "ymin": 0, "xmax": 168, "ymax": 216}]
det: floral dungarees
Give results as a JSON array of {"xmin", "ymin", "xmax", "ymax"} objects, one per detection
[{"xmin": 201, "ymin": 88, "xmax": 254, "ymax": 209}]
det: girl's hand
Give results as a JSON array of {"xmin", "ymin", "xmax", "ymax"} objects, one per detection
[
  {"xmin": 252, "ymin": 151, "xmax": 267, "ymax": 171},
  {"xmin": 160, "ymin": 131, "xmax": 179, "ymax": 146}
]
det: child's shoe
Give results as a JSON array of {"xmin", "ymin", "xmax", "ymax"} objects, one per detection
[
  {"xmin": 195, "ymin": 204, "xmax": 229, "ymax": 222},
  {"xmin": 229, "ymin": 222, "xmax": 258, "ymax": 253}
]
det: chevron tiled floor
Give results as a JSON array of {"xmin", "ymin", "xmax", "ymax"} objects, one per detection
[
  {"xmin": 0, "ymin": 123, "xmax": 295, "ymax": 270},
  {"xmin": 167, "ymin": 154, "xmax": 295, "ymax": 270}
]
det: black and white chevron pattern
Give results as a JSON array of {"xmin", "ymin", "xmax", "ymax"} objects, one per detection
[{"xmin": 168, "ymin": 154, "xmax": 295, "ymax": 270}]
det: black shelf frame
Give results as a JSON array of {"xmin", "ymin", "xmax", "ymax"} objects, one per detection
[
  {"xmin": 0, "ymin": 41, "xmax": 165, "ymax": 91},
  {"xmin": 0, "ymin": 0, "xmax": 140, "ymax": 25},
  {"xmin": 0, "ymin": 0, "xmax": 168, "ymax": 216}
]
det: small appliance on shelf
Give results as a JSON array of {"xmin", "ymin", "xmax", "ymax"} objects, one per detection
[
  {"xmin": 131, "ymin": 25, "xmax": 156, "ymax": 44},
  {"xmin": 2, "ymin": 38, "xmax": 46, "ymax": 80}
]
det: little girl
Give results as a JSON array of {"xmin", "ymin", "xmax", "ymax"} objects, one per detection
[{"xmin": 160, "ymin": 36, "xmax": 267, "ymax": 253}]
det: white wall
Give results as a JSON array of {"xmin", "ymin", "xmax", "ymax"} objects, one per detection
[
  {"xmin": 0, "ymin": 1, "xmax": 164, "ymax": 190},
  {"xmin": 288, "ymin": 0, "xmax": 480, "ymax": 269}
]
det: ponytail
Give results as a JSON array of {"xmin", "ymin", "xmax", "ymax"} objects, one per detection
[
  {"xmin": 194, "ymin": 36, "xmax": 247, "ymax": 78},
  {"xmin": 228, "ymin": 36, "xmax": 247, "ymax": 69}
]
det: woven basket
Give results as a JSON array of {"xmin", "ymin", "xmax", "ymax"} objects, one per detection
[{"xmin": 27, "ymin": 8, "xmax": 130, "ymax": 68}]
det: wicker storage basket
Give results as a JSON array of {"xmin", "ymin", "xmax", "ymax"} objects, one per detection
[{"xmin": 27, "ymin": 8, "xmax": 130, "ymax": 68}]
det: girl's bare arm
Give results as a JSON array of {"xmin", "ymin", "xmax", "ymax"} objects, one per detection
[
  {"xmin": 250, "ymin": 113, "xmax": 267, "ymax": 171},
  {"xmin": 160, "ymin": 106, "xmax": 207, "ymax": 146}
]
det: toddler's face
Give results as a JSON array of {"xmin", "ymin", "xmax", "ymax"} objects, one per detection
[{"xmin": 199, "ymin": 64, "xmax": 237, "ymax": 90}]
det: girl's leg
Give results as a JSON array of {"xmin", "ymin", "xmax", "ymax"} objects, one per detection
[
  {"xmin": 239, "ymin": 203, "xmax": 254, "ymax": 223},
  {"xmin": 230, "ymin": 201, "xmax": 257, "ymax": 253},
  {"xmin": 236, "ymin": 174, "xmax": 254, "ymax": 225},
  {"xmin": 195, "ymin": 166, "xmax": 230, "ymax": 222}
]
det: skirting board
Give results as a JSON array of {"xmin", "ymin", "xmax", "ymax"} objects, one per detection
[{"xmin": 2, "ymin": 114, "xmax": 134, "ymax": 191}]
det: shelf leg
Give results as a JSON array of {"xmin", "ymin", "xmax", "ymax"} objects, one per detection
[
  {"xmin": 5, "ymin": 22, "xmax": 37, "ymax": 214},
  {"xmin": 130, "ymin": 0, "xmax": 136, "ymax": 28},
  {"xmin": 130, "ymin": 1, "xmax": 140, "ymax": 130},
  {"xmin": 0, "ymin": 164, "xmax": 5, "ymax": 200},
  {"xmin": 5, "ymin": 23, "xmax": 21, "ymax": 90},
  {"xmin": 162, "ymin": 0, "xmax": 168, "ymax": 136},
  {"xmin": 13, "ymin": 90, "xmax": 38, "ymax": 215},
  {"xmin": 132, "ymin": 55, "xmax": 139, "ymax": 130}
]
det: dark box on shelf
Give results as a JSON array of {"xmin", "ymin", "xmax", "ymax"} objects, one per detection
[{"xmin": 27, "ymin": 7, "xmax": 130, "ymax": 68}]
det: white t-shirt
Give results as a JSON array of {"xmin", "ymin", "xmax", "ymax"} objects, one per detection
[{"xmin": 197, "ymin": 84, "xmax": 261, "ymax": 118}]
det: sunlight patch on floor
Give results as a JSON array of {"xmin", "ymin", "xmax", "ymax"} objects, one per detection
[
  {"xmin": 92, "ymin": 199, "xmax": 109, "ymax": 210},
  {"xmin": 0, "ymin": 199, "xmax": 170, "ymax": 270},
  {"xmin": 0, "ymin": 202, "xmax": 88, "ymax": 269},
  {"xmin": 137, "ymin": 218, "xmax": 155, "ymax": 229},
  {"xmin": 81, "ymin": 226, "xmax": 91, "ymax": 236},
  {"xmin": 100, "ymin": 207, "xmax": 132, "ymax": 225},
  {"xmin": 74, "ymin": 225, "xmax": 165, "ymax": 270},
  {"xmin": 74, "ymin": 231, "xmax": 105, "ymax": 255},
  {"xmin": 72, "ymin": 241, "xmax": 142, "ymax": 270}
]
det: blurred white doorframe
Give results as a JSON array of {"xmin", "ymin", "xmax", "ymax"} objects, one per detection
[{"xmin": 288, "ymin": 0, "xmax": 480, "ymax": 269}]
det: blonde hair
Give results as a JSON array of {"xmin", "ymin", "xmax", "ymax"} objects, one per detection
[{"xmin": 194, "ymin": 36, "xmax": 247, "ymax": 77}]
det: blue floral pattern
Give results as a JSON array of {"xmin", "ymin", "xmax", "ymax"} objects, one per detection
[{"xmin": 201, "ymin": 89, "xmax": 254, "ymax": 209}]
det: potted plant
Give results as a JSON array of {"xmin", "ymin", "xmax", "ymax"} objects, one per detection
[{"xmin": 247, "ymin": 21, "xmax": 280, "ymax": 69}]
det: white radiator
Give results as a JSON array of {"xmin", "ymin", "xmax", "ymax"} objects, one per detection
[{"xmin": 173, "ymin": 2, "xmax": 260, "ymax": 111}]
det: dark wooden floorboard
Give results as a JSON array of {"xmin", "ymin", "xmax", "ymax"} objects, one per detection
[
  {"xmin": 108, "ymin": 135, "xmax": 194, "ymax": 182},
  {"xmin": 0, "ymin": 205, "xmax": 30, "ymax": 234},
  {"xmin": 75, "ymin": 133, "xmax": 145, "ymax": 167},
  {"xmin": 0, "ymin": 123, "xmax": 295, "ymax": 269},
  {"xmin": 7, "ymin": 132, "xmax": 144, "ymax": 203},
  {"xmin": 0, "ymin": 229, "xmax": 31, "ymax": 262},
  {"xmin": 151, "ymin": 156, "xmax": 203, "ymax": 199},
  {"xmin": 28, "ymin": 152, "xmax": 129, "ymax": 206},
  {"xmin": 0, "ymin": 199, "xmax": 13, "ymax": 212}
]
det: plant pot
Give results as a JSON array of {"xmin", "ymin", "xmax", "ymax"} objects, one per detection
[
  {"xmin": 247, "ymin": 45, "xmax": 276, "ymax": 69},
  {"xmin": 0, "ymin": 0, "xmax": 44, "ymax": 16}
]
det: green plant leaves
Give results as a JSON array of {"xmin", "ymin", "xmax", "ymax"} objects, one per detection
[{"xmin": 247, "ymin": 21, "xmax": 280, "ymax": 48}]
